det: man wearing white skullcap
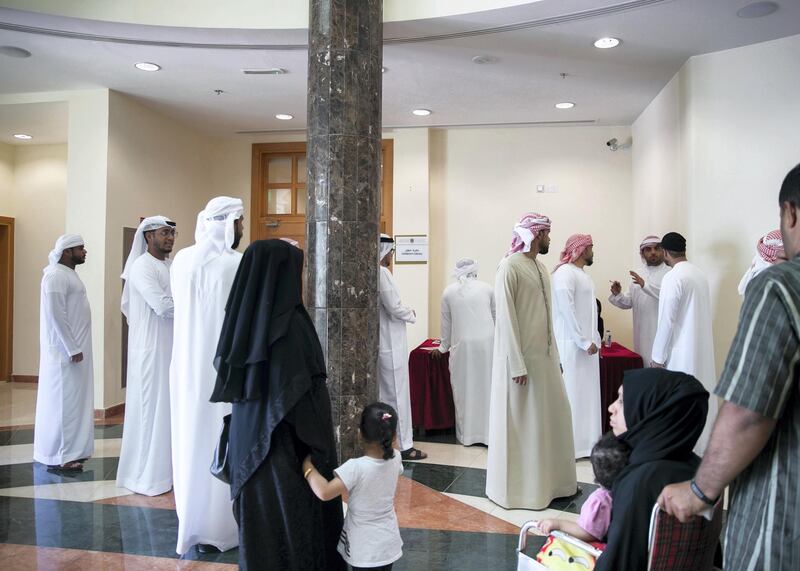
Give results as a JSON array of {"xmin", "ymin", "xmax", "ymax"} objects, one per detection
[
  {"xmin": 608, "ymin": 235, "xmax": 669, "ymax": 364},
  {"xmin": 486, "ymin": 213, "xmax": 576, "ymax": 509},
  {"xmin": 377, "ymin": 234, "xmax": 427, "ymax": 460},
  {"xmin": 169, "ymin": 198, "xmax": 243, "ymax": 554},
  {"xmin": 435, "ymin": 258, "xmax": 494, "ymax": 445},
  {"xmin": 33, "ymin": 235, "xmax": 94, "ymax": 471},
  {"xmin": 117, "ymin": 215, "xmax": 176, "ymax": 496}
]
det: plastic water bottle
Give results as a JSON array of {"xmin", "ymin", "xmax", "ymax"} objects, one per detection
[{"xmin": 604, "ymin": 330, "xmax": 612, "ymax": 348}]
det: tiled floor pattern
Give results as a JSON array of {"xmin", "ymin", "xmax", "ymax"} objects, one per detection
[{"xmin": 0, "ymin": 399, "xmax": 600, "ymax": 569}]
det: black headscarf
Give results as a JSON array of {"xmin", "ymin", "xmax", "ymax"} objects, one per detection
[
  {"xmin": 596, "ymin": 368, "xmax": 709, "ymax": 571},
  {"xmin": 211, "ymin": 239, "xmax": 321, "ymax": 402}
]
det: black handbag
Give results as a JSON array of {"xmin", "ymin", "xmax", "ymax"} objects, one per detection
[{"xmin": 210, "ymin": 413, "xmax": 232, "ymax": 484}]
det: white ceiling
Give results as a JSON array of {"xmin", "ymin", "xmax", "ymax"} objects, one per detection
[
  {"xmin": 0, "ymin": 101, "xmax": 67, "ymax": 145},
  {"xmin": 0, "ymin": 0, "xmax": 799, "ymax": 138}
]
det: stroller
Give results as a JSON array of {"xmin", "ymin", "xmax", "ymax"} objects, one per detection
[{"xmin": 517, "ymin": 521, "xmax": 603, "ymax": 570}]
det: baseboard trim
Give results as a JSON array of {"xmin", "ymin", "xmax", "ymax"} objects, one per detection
[
  {"xmin": 11, "ymin": 375, "xmax": 37, "ymax": 383},
  {"xmin": 94, "ymin": 403, "xmax": 125, "ymax": 419}
]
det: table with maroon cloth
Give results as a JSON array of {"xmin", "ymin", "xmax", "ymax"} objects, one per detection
[
  {"xmin": 599, "ymin": 341, "xmax": 644, "ymax": 431},
  {"xmin": 408, "ymin": 339, "xmax": 456, "ymax": 430}
]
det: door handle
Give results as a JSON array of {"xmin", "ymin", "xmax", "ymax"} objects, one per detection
[{"xmin": 265, "ymin": 220, "xmax": 280, "ymax": 228}]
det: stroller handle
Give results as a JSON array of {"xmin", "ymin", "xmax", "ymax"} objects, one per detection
[{"xmin": 518, "ymin": 520, "xmax": 541, "ymax": 552}]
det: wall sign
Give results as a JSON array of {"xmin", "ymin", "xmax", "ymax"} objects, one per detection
[{"xmin": 395, "ymin": 234, "xmax": 428, "ymax": 264}]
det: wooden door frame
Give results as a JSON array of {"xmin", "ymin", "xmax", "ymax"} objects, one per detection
[
  {"xmin": 0, "ymin": 216, "xmax": 14, "ymax": 382},
  {"xmin": 250, "ymin": 139, "xmax": 394, "ymax": 242}
]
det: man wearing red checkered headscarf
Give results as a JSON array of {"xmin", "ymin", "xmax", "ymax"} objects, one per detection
[
  {"xmin": 486, "ymin": 213, "xmax": 577, "ymax": 510},
  {"xmin": 737, "ymin": 229, "xmax": 786, "ymax": 296},
  {"xmin": 551, "ymin": 233, "xmax": 602, "ymax": 458}
]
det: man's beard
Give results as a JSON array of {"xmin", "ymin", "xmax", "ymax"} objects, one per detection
[
  {"xmin": 585, "ymin": 258, "xmax": 594, "ymax": 266},
  {"xmin": 232, "ymin": 237, "xmax": 241, "ymax": 250},
  {"xmin": 539, "ymin": 244, "xmax": 549, "ymax": 255}
]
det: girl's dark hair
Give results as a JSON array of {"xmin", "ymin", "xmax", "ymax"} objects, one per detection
[
  {"xmin": 360, "ymin": 402, "xmax": 398, "ymax": 460},
  {"xmin": 590, "ymin": 432, "xmax": 632, "ymax": 490}
]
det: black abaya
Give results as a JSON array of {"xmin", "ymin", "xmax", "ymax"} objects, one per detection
[
  {"xmin": 211, "ymin": 240, "xmax": 345, "ymax": 571},
  {"xmin": 595, "ymin": 368, "xmax": 709, "ymax": 571}
]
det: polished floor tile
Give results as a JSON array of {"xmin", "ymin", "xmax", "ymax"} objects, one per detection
[
  {"xmin": 0, "ymin": 479, "xmax": 132, "ymax": 503},
  {"xmin": 0, "ymin": 457, "xmax": 120, "ymax": 490},
  {"xmin": 0, "ymin": 383, "xmax": 39, "ymax": 428},
  {"xmin": 0, "ymin": 544, "xmax": 237, "ymax": 570},
  {"xmin": 0, "ymin": 438, "xmax": 122, "ymax": 466},
  {"xmin": 95, "ymin": 491, "xmax": 176, "ymax": 511},
  {"xmin": 395, "ymin": 477, "xmax": 518, "ymax": 534},
  {"xmin": 0, "ymin": 424, "xmax": 123, "ymax": 447}
]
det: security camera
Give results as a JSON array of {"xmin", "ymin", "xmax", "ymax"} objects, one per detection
[{"xmin": 606, "ymin": 137, "xmax": 631, "ymax": 152}]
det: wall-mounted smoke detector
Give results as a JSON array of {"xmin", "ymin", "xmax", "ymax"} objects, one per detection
[{"xmin": 242, "ymin": 68, "xmax": 287, "ymax": 75}]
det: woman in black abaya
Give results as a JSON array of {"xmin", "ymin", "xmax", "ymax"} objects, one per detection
[
  {"xmin": 595, "ymin": 368, "xmax": 710, "ymax": 571},
  {"xmin": 211, "ymin": 239, "xmax": 345, "ymax": 570}
]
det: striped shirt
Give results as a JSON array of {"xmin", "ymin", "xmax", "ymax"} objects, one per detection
[{"xmin": 715, "ymin": 257, "xmax": 800, "ymax": 571}]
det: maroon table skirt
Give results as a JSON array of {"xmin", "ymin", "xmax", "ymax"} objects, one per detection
[
  {"xmin": 599, "ymin": 342, "xmax": 644, "ymax": 431},
  {"xmin": 408, "ymin": 339, "xmax": 456, "ymax": 430}
]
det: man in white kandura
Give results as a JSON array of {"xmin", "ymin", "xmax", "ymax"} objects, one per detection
[
  {"xmin": 608, "ymin": 235, "xmax": 669, "ymax": 365},
  {"xmin": 33, "ymin": 235, "xmax": 94, "ymax": 471},
  {"xmin": 651, "ymin": 231, "xmax": 717, "ymax": 454},
  {"xmin": 434, "ymin": 257, "xmax": 495, "ymax": 446},
  {"xmin": 117, "ymin": 216, "xmax": 176, "ymax": 496},
  {"xmin": 169, "ymin": 197, "xmax": 244, "ymax": 555},
  {"xmin": 378, "ymin": 234, "xmax": 427, "ymax": 461},
  {"xmin": 486, "ymin": 213, "xmax": 577, "ymax": 510},
  {"xmin": 737, "ymin": 229, "xmax": 785, "ymax": 297},
  {"xmin": 551, "ymin": 234, "xmax": 602, "ymax": 458}
]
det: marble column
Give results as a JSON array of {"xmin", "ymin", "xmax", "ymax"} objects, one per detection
[{"xmin": 306, "ymin": 0, "xmax": 383, "ymax": 461}]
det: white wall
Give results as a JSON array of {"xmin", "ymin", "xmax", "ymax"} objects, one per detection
[
  {"xmin": 0, "ymin": 143, "xmax": 14, "ymax": 216},
  {"xmin": 100, "ymin": 91, "xmax": 216, "ymax": 408},
  {"xmin": 429, "ymin": 125, "xmax": 636, "ymax": 348},
  {"xmin": 632, "ymin": 33, "xmax": 800, "ymax": 372},
  {"xmin": 10, "ymin": 145, "xmax": 68, "ymax": 376}
]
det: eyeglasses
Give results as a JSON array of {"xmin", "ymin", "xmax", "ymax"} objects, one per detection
[{"xmin": 154, "ymin": 228, "xmax": 177, "ymax": 238}]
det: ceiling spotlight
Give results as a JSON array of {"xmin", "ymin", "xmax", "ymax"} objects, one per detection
[
  {"xmin": 275, "ymin": 114, "xmax": 294, "ymax": 120},
  {"xmin": 594, "ymin": 37, "xmax": 621, "ymax": 49},
  {"xmin": 0, "ymin": 46, "xmax": 32, "ymax": 58},
  {"xmin": 134, "ymin": 62, "xmax": 161, "ymax": 72},
  {"xmin": 737, "ymin": 1, "xmax": 780, "ymax": 18},
  {"xmin": 13, "ymin": 133, "xmax": 33, "ymax": 140},
  {"xmin": 555, "ymin": 102, "xmax": 575, "ymax": 109},
  {"xmin": 412, "ymin": 109, "xmax": 432, "ymax": 116},
  {"xmin": 471, "ymin": 55, "xmax": 497, "ymax": 65}
]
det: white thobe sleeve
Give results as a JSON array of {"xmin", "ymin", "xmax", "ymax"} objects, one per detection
[
  {"xmin": 379, "ymin": 270, "xmax": 416, "ymax": 324},
  {"xmin": 553, "ymin": 274, "xmax": 592, "ymax": 351},
  {"xmin": 43, "ymin": 281, "xmax": 81, "ymax": 357},
  {"xmin": 608, "ymin": 287, "xmax": 633, "ymax": 310},
  {"xmin": 495, "ymin": 265, "xmax": 526, "ymax": 378},
  {"xmin": 131, "ymin": 263, "xmax": 174, "ymax": 318},
  {"xmin": 640, "ymin": 280, "xmax": 661, "ymax": 301},
  {"xmin": 439, "ymin": 294, "xmax": 452, "ymax": 353},
  {"xmin": 490, "ymin": 289, "xmax": 496, "ymax": 323},
  {"xmin": 651, "ymin": 278, "xmax": 681, "ymax": 365}
]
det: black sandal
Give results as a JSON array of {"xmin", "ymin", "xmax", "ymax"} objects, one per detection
[{"xmin": 401, "ymin": 448, "xmax": 428, "ymax": 461}]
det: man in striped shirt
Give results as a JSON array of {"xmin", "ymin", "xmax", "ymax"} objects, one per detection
[{"xmin": 658, "ymin": 162, "xmax": 800, "ymax": 571}]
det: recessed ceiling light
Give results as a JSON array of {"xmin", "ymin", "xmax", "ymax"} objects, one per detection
[
  {"xmin": 555, "ymin": 102, "xmax": 575, "ymax": 109},
  {"xmin": 13, "ymin": 133, "xmax": 33, "ymax": 140},
  {"xmin": 412, "ymin": 109, "xmax": 432, "ymax": 116},
  {"xmin": 594, "ymin": 37, "xmax": 621, "ymax": 49},
  {"xmin": 134, "ymin": 62, "xmax": 161, "ymax": 72},
  {"xmin": 472, "ymin": 55, "xmax": 497, "ymax": 65},
  {"xmin": 0, "ymin": 46, "xmax": 32, "ymax": 58},
  {"xmin": 737, "ymin": 1, "xmax": 779, "ymax": 18},
  {"xmin": 275, "ymin": 114, "xmax": 294, "ymax": 120}
]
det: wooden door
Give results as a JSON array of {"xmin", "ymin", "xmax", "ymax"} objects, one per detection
[
  {"xmin": 251, "ymin": 140, "xmax": 393, "ymax": 245},
  {"xmin": 0, "ymin": 217, "xmax": 13, "ymax": 382}
]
